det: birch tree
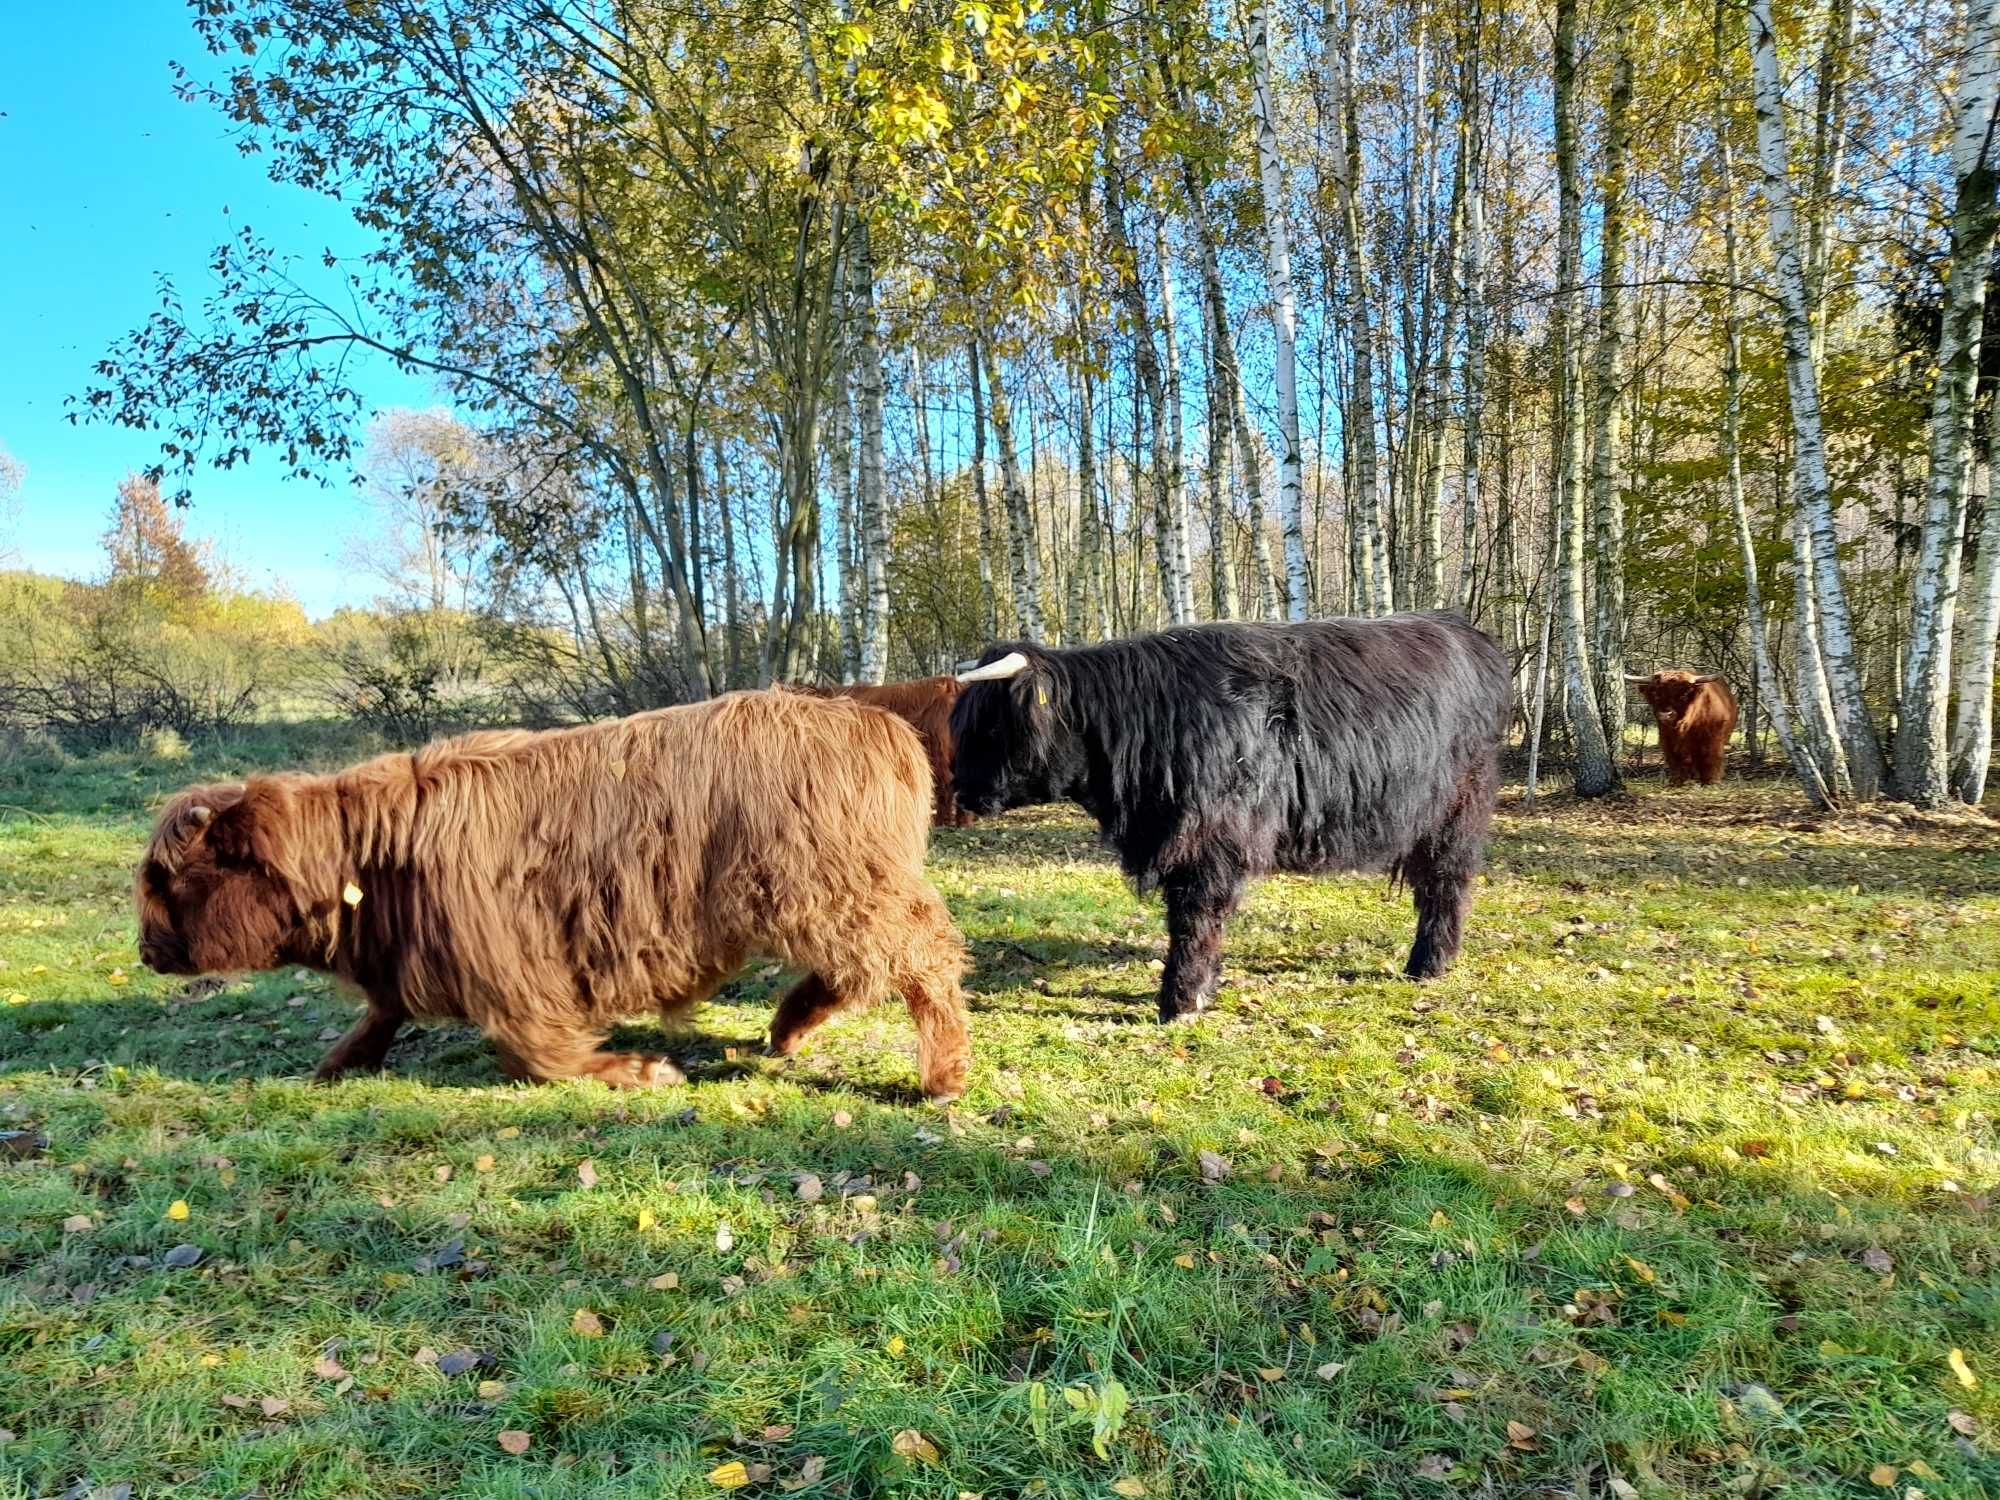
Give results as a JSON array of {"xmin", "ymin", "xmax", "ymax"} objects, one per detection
[
  {"xmin": 1250, "ymin": 0, "xmax": 1312, "ymax": 618},
  {"xmin": 1454, "ymin": 0, "xmax": 1487, "ymax": 616},
  {"xmin": 1554, "ymin": 0, "xmax": 1618, "ymax": 796},
  {"xmin": 1153, "ymin": 213, "xmax": 1197, "ymax": 622},
  {"xmin": 1590, "ymin": 11, "xmax": 1634, "ymax": 749},
  {"xmin": 1747, "ymin": 0, "xmax": 1888, "ymax": 798},
  {"xmin": 1897, "ymin": 0, "xmax": 2000, "ymax": 806},
  {"xmin": 852, "ymin": 221, "xmax": 891, "ymax": 683},
  {"xmin": 983, "ymin": 344, "xmax": 1045, "ymax": 638},
  {"xmin": 1952, "ymin": 461, "xmax": 2000, "ymax": 803}
]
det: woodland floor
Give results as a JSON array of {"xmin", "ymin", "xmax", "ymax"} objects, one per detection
[{"xmin": 2, "ymin": 730, "xmax": 1998, "ymax": 1499}]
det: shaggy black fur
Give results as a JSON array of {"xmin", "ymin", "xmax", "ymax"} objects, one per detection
[{"xmin": 949, "ymin": 614, "xmax": 1511, "ymax": 1021}]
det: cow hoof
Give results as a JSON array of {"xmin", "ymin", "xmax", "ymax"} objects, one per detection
[{"xmin": 1158, "ymin": 1006, "xmax": 1202, "ymax": 1025}]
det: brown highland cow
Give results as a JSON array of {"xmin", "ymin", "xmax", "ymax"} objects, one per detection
[
  {"xmin": 791, "ymin": 677, "xmax": 971, "ymax": 826},
  {"xmin": 1627, "ymin": 668, "xmax": 1739, "ymax": 786},
  {"xmin": 135, "ymin": 692, "xmax": 970, "ymax": 1099}
]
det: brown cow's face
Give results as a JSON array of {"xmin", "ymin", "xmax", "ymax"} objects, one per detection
[
  {"xmin": 1635, "ymin": 671, "xmax": 1701, "ymax": 723},
  {"xmin": 136, "ymin": 786, "xmax": 302, "ymax": 978}
]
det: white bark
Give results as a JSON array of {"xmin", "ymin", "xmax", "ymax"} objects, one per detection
[
  {"xmin": 1899, "ymin": 0, "xmax": 2000, "ymax": 805},
  {"xmin": 1952, "ymin": 458, "xmax": 2000, "ymax": 802},
  {"xmin": 1591, "ymin": 15, "xmax": 1633, "ymax": 749},
  {"xmin": 967, "ymin": 336, "xmax": 1002, "ymax": 637},
  {"xmin": 1229, "ymin": 376, "xmax": 1283, "ymax": 620},
  {"xmin": 984, "ymin": 346, "xmax": 1044, "ymax": 639},
  {"xmin": 852, "ymin": 221, "xmax": 890, "ymax": 683},
  {"xmin": 828, "ymin": 372, "xmax": 859, "ymax": 681},
  {"xmin": 1554, "ymin": 0, "xmax": 1617, "ymax": 796},
  {"xmin": 1250, "ymin": 0, "xmax": 1311, "ymax": 619},
  {"xmin": 1330, "ymin": 10, "xmax": 1391, "ymax": 614},
  {"xmin": 1454, "ymin": 3, "xmax": 1487, "ymax": 617},
  {"xmin": 1202, "ymin": 283, "xmax": 1242, "ymax": 622},
  {"xmin": 1747, "ymin": 0, "xmax": 1888, "ymax": 797},
  {"xmin": 1154, "ymin": 214, "xmax": 1197, "ymax": 622}
]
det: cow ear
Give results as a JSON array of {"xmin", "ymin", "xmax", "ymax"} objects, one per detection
[
  {"xmin": 207, "ymin": 780, "xmax": 289, "ymax": 870},
  {"xmin": 1692, "ymin": 674, "xmax": 1723, "ymax": 685}
]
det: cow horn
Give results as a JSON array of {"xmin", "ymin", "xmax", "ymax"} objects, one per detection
[
  {"xmin": 188, "ymin": 805, "xmax": 213, "ymax": 826},
  {"xmin": 1692, "ymin": 674, "xmax": 1723, "ymax": 684},
  {"xmin": 1623, "ymin": 674, "xmax": 1651, "ymax": 684},
  {"xmin": 956, "ymin": 651, "xmax": 1031, "ymax": 684}
]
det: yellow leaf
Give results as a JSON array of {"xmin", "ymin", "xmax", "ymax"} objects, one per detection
[
  {"xmin": 1173, "ymin": 1253, "xmax": 1196, "ymax": 1269},
  {"xmin": 6, "ymin": 992, "xmax": 28, "ymax": 1005},
  {"xmin": 1429, "ymin": 1210, "xmax": 1450, "ymax": 1229},
  {"xmin": 1869, "ymin": 1464, "xmax": 1898, "ymax": 1487},
  {"xmin": 478, "ymin": 1379, "xmax": 507, "ymax": 1399},
  {"xmin": 498, "ymin": 1429, "xmax": 531, "ymax": 1455},
  {"xmin": 886, "ymin": 1335, "xmax": 906, "ymax": 1356},
  {"xmin": 649, "ymin": 1272, "xmax": 679, "ymax": 1290},
  {"xmin": 1256, "ymin": 1367, "xmax": 1285, "ymax": 1382},
  {"xmin": 1948, "ymin": 1348, "xmax": 1978, "ymax": 1389},
  {"xmin": 474, "ymin": 1155, "xmax": 495, "ymax": 1173},
  {"xmin": 497, "ymin": 1126, "xmax": 521, "ymax": 1139},
  {"xmin": 709, "ymin": 1461, "xmax": 751, "ymax": 1488},
  {"xmin": 1506, "ymin": 1420, "xmax": 1538, "ymax": 1451},
  {"xmin": 166, "ymin": 1199, "xmax": 190, "ymax": 1222},
  {"xmin": 571, "ymin": 1308, "xmax": 606, "ymax": 1337},
  {"xmin": 892, "ymin": 1429, "xmax": 941, "ymax": 1463},
  {"xmin": 637, "ymin": 1209, "xmax": 657, "ymax": 1232},
  {"xmin": 1110, "ymin": 1481, "xmax": 1148, "ymax": 1498},
  {"xmin": 107, "ymin": 970, "xmax": 129, "ymax": 986},
  {"xmin": 1624, "ymin": 1257, "xmax": 1656, "ymax": 1283}
]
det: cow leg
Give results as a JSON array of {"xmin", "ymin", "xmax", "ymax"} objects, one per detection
[
  {"xmin": 1159, "ymin": 863, "xmax": 1246, "ymax": 1024},
  {"xmin": 314, "ymin": 998, "xmax": 407, "ymax": 1081},
  {"xmin": 772, "ymin": 884, "xmax": 970, "ymax": 1103},
  {"xmin": 768, "ymin": 975, "xmax": 843, "ymax": 1056},
  {"xmin": 1404, "ymin": 761, "xmax": 1495, "ymax": 980},
  {"xmin": 483, "ymin": 1013, "xmax": 685, "ymax": 1089}
]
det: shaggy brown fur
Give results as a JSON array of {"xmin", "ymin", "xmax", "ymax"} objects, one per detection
[
  {"xmin": 135, "ymin": 692, "xmax": 970, "ymax": 1099},
  {"xmin": 790, "ymin": 677, "xmax": 971, "ymax": 826},
  {"xmin": 1631, "ymin": 669, "xmax": 1739, "ymax": 786}
]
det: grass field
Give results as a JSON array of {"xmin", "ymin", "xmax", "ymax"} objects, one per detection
[{"xmin": 3, "ymin": 728, "xmax": 1999, "ymax": 1499}]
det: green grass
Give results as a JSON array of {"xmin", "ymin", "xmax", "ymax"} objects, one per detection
[{"xmin": 3, "ymin": 727, "xmax": 1999, "ymax": 1498}]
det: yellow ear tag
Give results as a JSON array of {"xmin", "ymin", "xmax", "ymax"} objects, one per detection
[
  {"xmin": 1038, "ymin": 686, "xmax": 1048, "ymax": 705},
  {"xmin": 342, "ymin": 882, "xmax": 364, "ymax": 908}
]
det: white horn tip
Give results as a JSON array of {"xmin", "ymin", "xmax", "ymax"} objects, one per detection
[
  {"xmin": 188, "ymin": 804, "xmax": 213, "ymax": 826},
  {"xmin": 956, "ymin": 651, "xmax": 1031, "ymax": 684}
]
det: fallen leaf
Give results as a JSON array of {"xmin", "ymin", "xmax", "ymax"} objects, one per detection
[
  {"xmin": 1415, "ymin": 1453, "xmax": 1455, "ymax": 1480},
  {"xmin": 708, "ymin": 1461, "xmax": 751, "ymax": 1488},
  {"xmin": 162, "ymin": 1243, "xmax": 203, "ymax": 1268},
  {"xmin": 497, "ymin": 1126, "xmax": 521, "ymax": 1140},
  {"xmin": 1870, "ymin": 1464, "xmax": 1898, "ymax": 1487},
  {"xmin": 437, "ymin": 1349, "xmax": 481, "ymax": 1376},
  {"xmin": 1603, "ymin": 1181, "xmax": 1636, "ymax": 1199},
  {"xmin": 1563, "ymin": 1197, "xmax": 1587, "ymax": 1216},
  {"xmin": 886, "ymin": 1335, "xmax": 907, "ymax": 1356},
  {"xmin": 637, "ymin": 1208, "xmax": 657, "ymax": 1231},
  {"xmin": 1316, "ymin": 1361, "xmax": 1346, "ymax": 1379},
  {"xmin": 312, "ymin": 1355, "xmax": 347, "ymax": 1379},
  {"xmin": 797, "ymin": 1174, "xmax": 824, "ymax": 1204},
  {"xmin": 650, "ymin": 1272, "xmax": 680, "ymax": 1290},
  {"xmin": 433, "ymin": 1165, "xmax": 452, "ymax": 1184},
  {"xmin": 832, "ymin": 1110, "xmax": 853, "ymax": 1128},
  {"xmin": 1624, "ymin": 1257, "xmax": 1657, "ymax": 1283},
  {"xmin": 1505, "ymin": 1420, "xmax": 1537, "ymax": 1451},
  {"xmin": 475, "ymin": 1155, "xmax": 495, "ymax": 1173},
  {"xmin": 1197, "ymin": 1149, "xmax": 1232, "ymax": 1183},
  {"xmin": 1256, "ymin": 1366, "xmax": 1286, "ymax": 1382},
  {"xmin": 892, "ymin": 1429, "xmax": 941, "ymax": 1463},
  {"xmin": 259, "ymin": 1396, "xmax": 289, "ymax": 1417},
  {"xmin": 571, "ymin": 1308, "xmax": 606, "ymax": 1338},
  {"xmin": 1948, "ymin": 1348, "xmax": 1978, "ymax": 1389},
  {"xmin": 498, "ymin": 1429, "xmax": 531, "ymax": 1455},
  {"xmin": 1862, "ymin": 1247, "xmax": 1893, "ymax": 1275},
  {"xmin": 1111, "ymin": 1480, "xmax": 1149, "ymax": 1497},
  {"xmin": 716, "ymin": 1222, "xmax": 735, "ymax": 1253},
  {"xmin": 166, "ymin": 1199, "xmax": 190, "ymax": 1221},
  {"xmin": 62, "ymin": 1214, "xmax": 93, "ymax": 1233},
  {"xmin": 577, "ymin": 1159, "xmax": 598, "ymax": 1189},
  {"xmin": 781, "ymin": 1455, "xmax": 827, "ymax": 1491},
  {"xmin": 478, "ymin": 1379, "xmax": 507, "ymax": 1399},
  {"xmin": 1173, "ymin": 1253, "xmax": 1197, "ymax": 1269},
  {"xmin": 1608, "ymin": 1478, "xmax": 1640, "ymax": 1500},
  {"xmin": 1947, "ymin": 1410, "xmax": 1978, "ymax": 1436}
]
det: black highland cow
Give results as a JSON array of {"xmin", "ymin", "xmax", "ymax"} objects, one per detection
[{"xmin": 950, "ymin": 614, "xmax": 1510, "ymax": 1022}]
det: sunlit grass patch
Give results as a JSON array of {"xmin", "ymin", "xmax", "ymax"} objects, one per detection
[{"xmin": 3, "ymin": 758, "xmax": 1998, "ymax": 1498}]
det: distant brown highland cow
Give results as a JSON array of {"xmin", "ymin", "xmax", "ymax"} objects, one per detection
[
  {"xmin": 1628, "ymin": 669, "xmax": 1739, "ymax": 786},
  {"xmin": 791, "ymin": 677, "xmax": 971, "ymax": 826},
  {"xmin": 135, "ymin": 692, "xmax": 970, "ymax": 1099}
]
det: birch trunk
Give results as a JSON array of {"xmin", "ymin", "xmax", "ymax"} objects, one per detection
[
  {"xmin": 1591, "ymin": 13, "xmax": 1634, "ymax": 751},
  {"xmin": 1454, "ymin": 0, "xmax": 1487, "ymax": 616},
  {"xmin": 1154, "ymin": 214, "xmax": 1197, "ymax": 622},
  {"xmin": 983, "ymin": 345, "xmax": 1045, "ymax": 639},
  {"xmin": 1069, "ymin": 334, "xmax": 1108, "ymax": 644},
  {"xmin": 851, "ymin": 221, "xmax": 890, "ymax": 683},
  {"xmin": 967, "ymin": 336, "xmax": 1002, "ymax": 637},
  {"xmin": 1747, "ymin": 0, "xmax": 1889, "ymax": 797},
  {"xmin": 1554, "ymin": 0, "xmax": 1617, "ymax": 796},
  {"xmin": 1952, "ymin": 456, "xmax": 2000, "ymax": 802},
  {"xmin": 1897, "ymin": 0, "xmax": 2000, "ymax": 805},
  {"xmin": 1202, "ymin": 284, "xmax": 1242, "ymax": 621},
  {"xmin": 1229, "ymin": 380, "xmax": 1282, "ymax": 620},
  {"xmin": 1333, "ymin": 9, "xmax": 1391, "ymax": 613},
  {"xmin": 1418, "ymin": 160, "xmax": 1464, "ymax": 611},
  {"xmin": 1789, "ymin": 499, "xmax": 1852, "ymax": 798},
  {"xmin": 828, "ymin": 375, "xmax": 859, "ymax": 682},
  {"xmin": 713, "ymin": 438, "xmax": 742, "ymax": 689},
  {"xmin": 1250, "ymin": 0, "xmax": 1312, "ymax": 618},
  {"xmin": 1713, "ymin": 0, "xmax": 1825, "ymax": 804}
]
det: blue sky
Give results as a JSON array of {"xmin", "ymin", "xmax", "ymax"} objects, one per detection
[{"xmin": 0, "ymin": 2, "xmax": 436, "ymax": 617}]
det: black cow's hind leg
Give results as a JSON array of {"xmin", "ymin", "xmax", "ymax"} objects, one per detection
[
  {"xmin": 1404, "ymin": 761, "xmax": 1496, "ymax": 980},
  {"xmin": 1158, "ymin": 863, "xmax": 1246, "ymax": 1023}
]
